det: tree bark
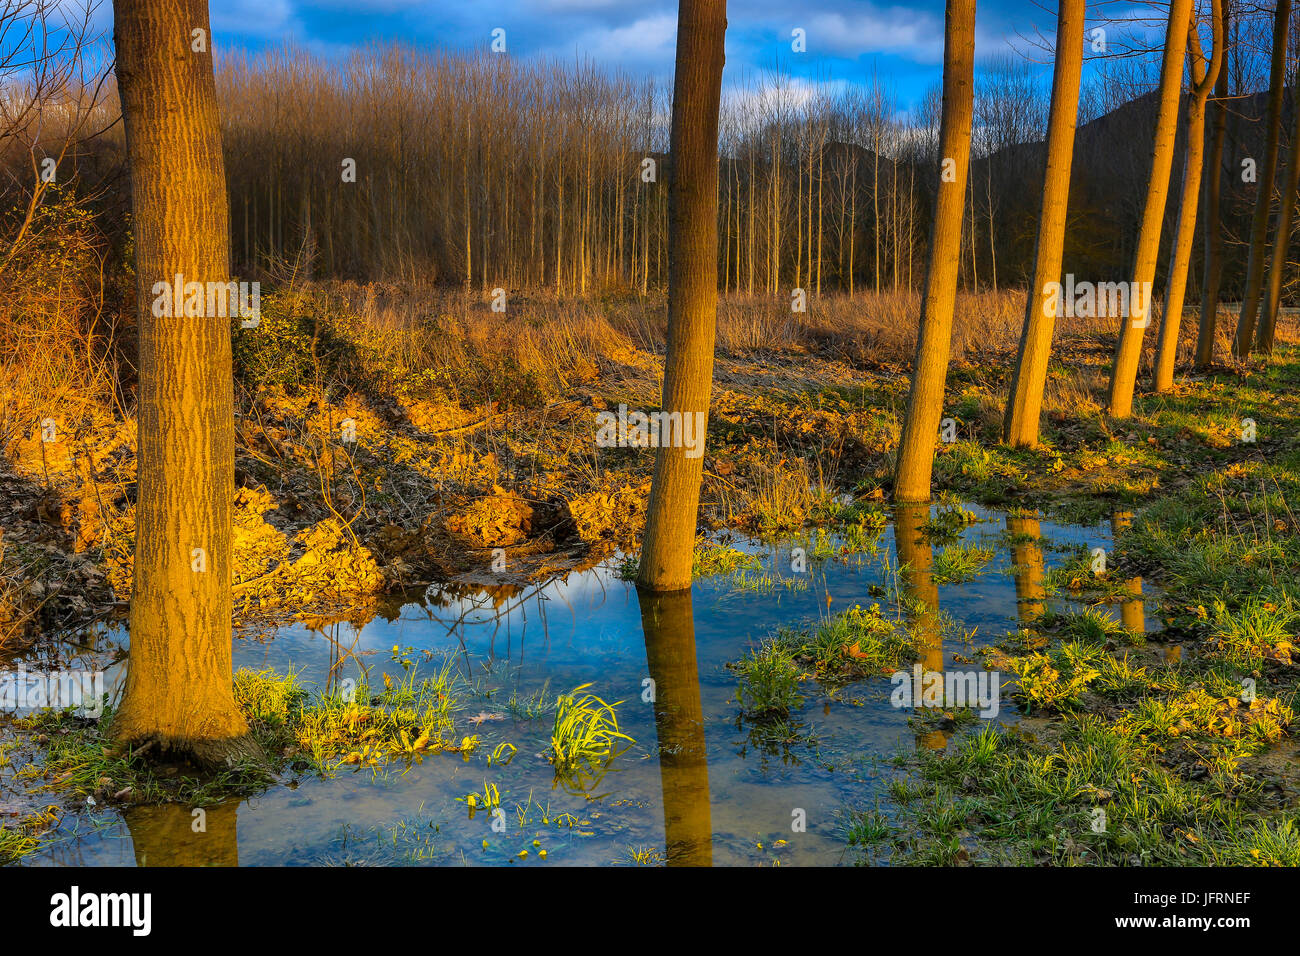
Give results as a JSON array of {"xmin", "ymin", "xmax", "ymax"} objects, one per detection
[
  {"xmin": 1002, "ymin": 0, "xmax": 1085, "ymax": 447},
  {"xmin": 637, "ymin": 0, "xmax": 727, "ymax": 591},
  {"xmin": 1153, "ymin": 0, "xmax": 1223, "ymax": 392},
  {"xmin": 1257, "ymin": 56, "xmax": 1300, "ymax": 353},
  {"xmin": 893, "ymin": 0, "xmax": 976, "ymax": 502},
  {"xmin": 1232, "ymin": 0, "xmax": 1290, "ymax": 358},
  {"xmin": 1195, "ymin": 0, "xmax": 1231, "ymax": 370},
  {"xmin": 111, "ymin": 0, "xmax": 258, "ymax": 767},
  {"xmin": 1104, "ymin": 0, "xmax": 1194, "ymax": 418}
]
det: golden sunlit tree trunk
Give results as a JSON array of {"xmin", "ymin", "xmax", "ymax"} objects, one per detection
[
  {"xmin": 1105, "ymin": 0, "xmax": 1194, "ymax": 418},
  {"xmin": 893, "ymin": 0, "xmax": 976, "ymax": 502},
  {"xmin": 1233, "ymin": 0, "xmax": 1290, "ymax": 358},
  {"xmin": 111, "ymin": 0, "xmax": 257, "ymax": 766},
  {"xmin": 1153, "ymin": 0, "xmax": 1223, "ymax": 393},
  {"xmin": 1002, "ymin": 0, "xmax": 1085, "ymax": 447},
  {"xmin": 637, "ymin": 0, "xmax": 727, "ymax": 591},
  {"xmin": 1195, "ymin": 0, "xmax": 1231, "ymax": 370}
]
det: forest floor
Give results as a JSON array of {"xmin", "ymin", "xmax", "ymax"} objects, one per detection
[
  {"xmin": 2, "ymin": 286, "xmax": 1299, "ymax": 864},
  {"xmin": 2, "ymin": 284, "xmax": 1282, "ymax": 643}
]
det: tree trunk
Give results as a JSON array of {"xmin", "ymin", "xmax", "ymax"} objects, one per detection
[
  {"xmin": 1257, "ymin": 56, "xmax": 1300, "ymax": 353},
  {"xmin": 1153, "ymin": 1, "xmax": 1223, "ymax": 393},
  {"xmin": 636, "ymin": 0, "xmax": 727, "ymax": 591},
  {"xmin": 1232, "ymin": 0, "xmax": 1290, "ymax": 358},
  {"xmin": 1195, "ymin": 0, "xmax": 1231, "ymax": 370},
  {"xmin": 1104, "ymin": 0, "xmax": 1194, "ymax": 419},
  {"xmin": 893, "ymin": 0, "xmax": 976, "ymax": 503},
  {"xmin": 1002, "ymin": 0, "xmax": 1085, "ymax": 447},
  {"xmin": 111, "ymin": 0, "xmax": 258, "ymax": 767}
]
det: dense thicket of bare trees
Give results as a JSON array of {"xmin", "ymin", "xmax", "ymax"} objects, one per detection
[
  {"xmin": 14, "ymin": 3, "xmax": 1285, "ymax": 326},
  {"xmin": 216, "ymin": 45, "xmax": 933, "ymax": 298}
]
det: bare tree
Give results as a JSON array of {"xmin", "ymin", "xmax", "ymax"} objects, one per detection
[
  {"xmin": 893, "ymin": 0, "xmax": 976, "ymax": 502},
  {"xmin": 1003, "ymin": 0, "xmax": 1086, "ymax": 447},
  {"xmin": 1105, "ymin": 0, "xmax": 1195, "ymax": 419},
  {"xmin": 1153, "ymin": 0, "xmax": 1224, "ymax": 392},
  {"xmin": 637, "ymin": 0, "xmax": 727, "ymax": 591},
  {"xmin": 110, "ymin": 0, "xmax": 259, "ymax": 766},
  {"xmin": 1232, "ymin": 0, "xmax": 1290, "ymax": 357},
  {"xmin": 1196, "ymin": 0, "xmax": 1233, "ymax": 368}
]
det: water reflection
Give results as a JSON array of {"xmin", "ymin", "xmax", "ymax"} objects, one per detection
[
  {"xmin": 1110, "ymin": 511, "xmax": 1145, "ymax": 634},
  {"xmin": 12, "ymin": 502, "xmax": 1157, "ymax": 867},
  {"xmin": 892, "ymin": 504, "xmax": 946, "ymax": 751},
  {"xmin": 125, "ymin": 800, "xmax": 240, "ymax": 866},
  {"xmin": 1006, "ymin": 516, "xmax": 1046, "ymax": 624},
  {"xmin": 637, "ymin": 589, "xmax": 712, "ymax": 866}
]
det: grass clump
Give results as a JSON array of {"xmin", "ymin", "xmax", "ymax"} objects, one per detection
[
  {"xmin": 931, "ymin": 542, "xmax": 994, "ymax": 584},
  {"xmin": 798, "ymin": 603, "xmax": 917, "ymax": 678},
  {"xmin": 692, "ymin": 542, "xmax": 761, "ymax": 578},
  {"xmin": 1206, "ymin": 597, "xmax": 1299, "ymax": 669},
  {"xmin": 233, "ymin": 667, "xmax": 309, "ymax": 730},
  {"xmin": 743, "ymin": 603, "xmax": 919, "ymax": 688},
  {"xmin": 919, "ymin": 503, "xmax": 978, "ymax": 541},
  {"xmin": 547, "ymin": 684, "xmax": 633, "ymax": 778},
  {"xmin": 0, "ymin": 806, "xmax": 57, "ymax": 864},
  {"xmin": 16, "ymin": 659, "xmax": 467, "ymax": 810},
  {"xmin": 1004, "ymin": 639, "xmax": 1154, "ymax": 713},
  {"xmin": 1040, "ymin": 606, "xmax": 1140, "ymax": 645},
  {"xmin": 1007, "ymin": 640, "xmax": 1108, "ymax": 712},
  {"xmin": 15, "ymin": 707, "xmax": 264, "ymax": 806},
  {"xmin": 734, "ymin": 638, "xmax": 805, "ymax": 719},
  {"xmin": 615, "ymin": 540, "xmax": 760, "ymax": 582},
  {"xmin": 292, "ymin": 660, "xmax": 463, "ymax": 772},
  {"xmin": 1041, "ymin": 548, "xmax": 1139, "ymax": 603}
]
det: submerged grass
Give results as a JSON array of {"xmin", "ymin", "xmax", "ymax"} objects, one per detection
[{"xmin": 11, "ymin": 657, "xmax": 470, "ymax": 814}]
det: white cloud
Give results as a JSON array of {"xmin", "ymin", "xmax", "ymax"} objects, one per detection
[
  {"xmin": 212, "ymin": 0, "xmax": 298, "ymax": 39},
  {"xmin": 548, "ymin": 12, "xmax": 678, "ymax": 64},
  {"xmin": 805, "ymin": 8, "xmax": 947, "ymax": 63}
]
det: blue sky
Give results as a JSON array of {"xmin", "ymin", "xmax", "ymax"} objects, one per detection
[{"xmin": 200, "ymin": 0, "xmax": 1157, "ymax": 113}]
